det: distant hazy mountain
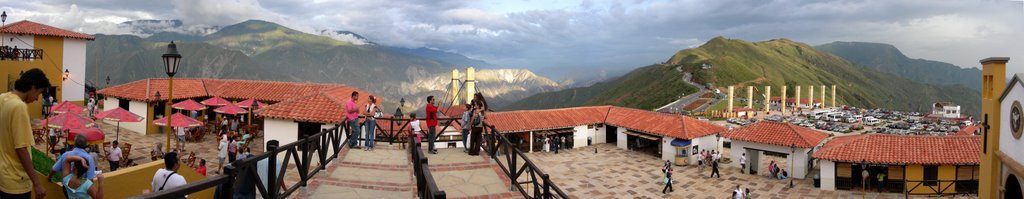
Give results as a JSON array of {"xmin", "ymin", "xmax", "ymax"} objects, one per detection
[
  {"xmin": 508, "ymin": 37, "xmax": 981, "ymax": 116},
  {"xmin": 816, "ymin": 41, "xmax": 981, "ymax": 91},
  {"xmin": 88, "ymin": 20, "xmax": 557, "ymax": 110},
  {"xmin": 386, "ymin": 47, "xmax": 496, "ymax": 68}
]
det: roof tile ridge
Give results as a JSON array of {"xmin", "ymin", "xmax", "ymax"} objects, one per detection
[
  {"xmin": 601, "ymin": 106, "xmax": 613, "ymax": 123},
  {"xmin": 257, "ymin": 89, "xmax": 322, "ymax": 114},
  {"xmin": 322, "ymin": 87, "xmax": 347, "ymax": 107}
]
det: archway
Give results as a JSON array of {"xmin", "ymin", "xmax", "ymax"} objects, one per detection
[{"xmin": 1007, "ymin": 174, "xmax": 1022, "ymax": 199}]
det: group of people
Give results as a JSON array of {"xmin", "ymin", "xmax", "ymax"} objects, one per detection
[
  {"xmin": 386, "ymin": 92, "xmax": 489, "ymax": 155},
  {"xmin": 217, "ymin": 133, "xmax": 251, "ymax": 174},
  {"xmin": 345, "ymin": 92, "xmax": 383, "ymax": 151},
  {"xmin": 732, "ymin": 185, "xmax": 751, "ymax": 199},
  {"xmin": 697, "ymin": 149, "xmax": 722, "ymax": 178},
  {"xmin": 767, "ymin": 160, "xmax": 788, "ymax": 180},
  {"xmin": 457, "ymin": 95, "xmax": 488, "ymax": 155},
  {"xmin": 540, "ymin": 135, "xmax": 572, "ymax": 153}
]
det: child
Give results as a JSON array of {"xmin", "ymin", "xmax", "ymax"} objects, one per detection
[
  {"xmin": 197, "ymin": 159, "xmax": 207, "ymax": 176},
  {"xmin": 62, "ymin": 155, "xmax": 104, "ymax": 199},
  {"xmin": 410, "ymin": 113, "xmax": 422, "ymax": 145}
]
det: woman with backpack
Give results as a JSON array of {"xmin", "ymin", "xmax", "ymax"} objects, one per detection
[{"xmin": 468, "ymin": 93, "xmax": 488, "ymax": 156}]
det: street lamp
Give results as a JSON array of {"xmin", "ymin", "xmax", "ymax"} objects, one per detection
[
  {"xmin": 2, "ymin": 11, "xmax": 6, "ymax": 47},
  {"xmin": 162, "ymin": 41, "xmax": 181, "ymax": 152},
  {"xmin": 790, "ymin": 144, "xmax": 796, "ymax": 188},
  {"xmin": 249, "ymin": 100, "xmax": 258, "ymax": 127}
]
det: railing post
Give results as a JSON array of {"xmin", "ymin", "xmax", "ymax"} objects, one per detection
[
  {"xmin": 542, "ymin": 173, "xmax": 551, "ymax": 199},
  {"xmin": 319, "ymin": 128, "xmax": 328, "ymax": 172},
  {"xmin": 267, "ymin": 140, "xmax": 279, "ymax": 199},
  {"xmin": 300, "ymin": 133, "xmax": 310, "ymax": 187},
  {"xmin": 220, "ymin": 165, "xmax": 237, "ymax": 199}
]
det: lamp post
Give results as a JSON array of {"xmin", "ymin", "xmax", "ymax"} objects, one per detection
[
  {"xmin": 162, "ymin": 41, "xmax": 181, "ymax": 152},
  {"xmin": 790, "ymin": 144, "xmax": 795, "ymax": 188},
  {"xmin": 155, "ymin": 91, "xmax": 161, "ymax": 135},
  {"xmin": 2, "ymin": 11, "xmax": 6, "ymax": 47},
  {"xmin": 250, "ymin": 100, "xmax": 258, "ymax": 127}
]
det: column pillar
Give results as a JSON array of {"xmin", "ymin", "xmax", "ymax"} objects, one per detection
[
  {"xmin": 820, "ymin": 85, "xmax": 826, "ymax": 108},
  {"xmin": 747, "ymin": 86, "xmax": 754, "ymax": 109},
  {"xmin": 727, "ymin": 86, "xmax": 735, "ymax": 113},
  {"xmin": 764, "ymin": 86, "xmax": 771, "ymax": 113},
  {"xmin": 451, "ymin": 69, "xmax": 461, "ymax": 105},
  {"xmin": 831, "ymin": 85, "xmax": 837, "ymax": 107},
  {"xmin": 809, "ymin": 86, "xmax": 815, "ymax": 109},
  {"xmin": 781, "ymin": 86, "xmax": 787, "ymax": 114},
  {"xmin": 795, "ymin": 85, "xmax": 802, "ymax": 109},
  {"xmin": 466, "ymin": 67, "xmax": 476, "ymax": 101}
]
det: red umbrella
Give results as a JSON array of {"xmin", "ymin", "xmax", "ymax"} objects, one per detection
[
  {"xmin": 66, "ymin": 127, "xmax": 104, "ymax": 145},
  {"xmin": 235, "ymin": 99, "xmax": 262, "ymax": 108},
  {"xmin": 201, "ymin": 96, "xmax": 231, "ymax": 106},
  {"xmin": 172, "ymin": 99, "xmax": 208, "ymax": 111},
  {"xmin": 153, "ymin": 113, "xmax": 204, "ymax": 128},
  {"xmin": 214, "ymin": 103, "xmax": 248, "ymax": 115},
  {"xmin": 95, "ymin": 108, "xmax": 144, "ymax": 142},
  {"xmin": 51, "ymin": 100, "xmax": 85, "ymax": 114},
  {"xmin": 44, "ymin": 112, "xmax": 96, "ymax": 130}
]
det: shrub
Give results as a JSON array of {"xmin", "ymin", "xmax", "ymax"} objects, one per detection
[{"xmin": 31, "ymin": 148, "xmax": 59, "ymax": 182}]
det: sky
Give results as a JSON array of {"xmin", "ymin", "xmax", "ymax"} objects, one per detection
[{"xmin": 2, "ymin": 0, "xmax": 1023, "ymax": 80}]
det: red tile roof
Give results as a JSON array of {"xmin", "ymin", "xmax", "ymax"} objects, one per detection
[
  {"xmin": 954, "ymin": 125, "xmax": 978, "ymax": 136},
  {"xmin": 812, "ymin": 134, "xmax": 980, "ymax": 165},
  {"xmin": 0, "ymin": 20, "xmax": 95, "ymax": 40},
  {"xmin": 485, "ymin": 106, "xmax": 726, "ymax": 140},
  {"xmin": 98, "ymin": 78, "xmax": 376, "ymax": 123},
  {"xmin": 720, "ymin": 121, "xmax": 828, "ymax": 148}
]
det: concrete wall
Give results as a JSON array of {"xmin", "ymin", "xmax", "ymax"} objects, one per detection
[
  {"xmin": 123, "ymin": 100, "xmax": 149, "ymax": 135},
  {"xmin": 820, "ymin": 160, "xmax": 836, "ymax": 190},
  {"xmin": 689, "ymin": 135, "xmax": 719, "ymax": 165},
  {"xmin": 61, "ymin": 38, "xmax": 87, "ymax": 102},
  {"xmin": 661, "ymin": 137, "xmax": 675, "ymax": 161},
  {"xmin": 616, "ymin": 127, "xmax": 627, "ymax": 149},
  {"xmin": 905, "ymin": 164, "xmax": 958, "ymax": 194},
  {"xmin": 729, "ymin": 140, "xmax": 813, "ymax": 179},
  {"xmin": 1001, "ymin": 86, "xmax": 1024, "ymax": 164},
  {"xmin": 264, "ymin": 119, "xmax": 299, "ymax": 147},
  {"xmin": 572, "ymin": 125, "xmax": 603, "ymax": 148},
  {"xmin": 594, "ymin": 125, "xmax": 607, "ymax": 144}
]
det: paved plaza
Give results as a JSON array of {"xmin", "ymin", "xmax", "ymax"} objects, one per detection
[{"xmin": 528, "ymin": 144, "xmax": 975, "ymax": 199}]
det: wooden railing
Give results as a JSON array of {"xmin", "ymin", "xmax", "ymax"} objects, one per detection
[
  {"xmin": 409, "ymin": 132, "xmax": 446, "ymax": 199},
  {"xmin": 904, "ymin": 179, "xmax": 978, "ymax": 197},
  {"xmin": 131, "ymin": 125, "xmax": 347, "ymax": 199},
  {"xmin": 483, "ymin": 123, "xmax": 570, "ymax": 199},
  {"xmin": 0, "ymin": 46, "xmax": 43, "ymax": 60}
]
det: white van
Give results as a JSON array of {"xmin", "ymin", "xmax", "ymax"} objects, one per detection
[{"xmin": 864, "ymin": 117, "xmax": 880, "ymax": 126}]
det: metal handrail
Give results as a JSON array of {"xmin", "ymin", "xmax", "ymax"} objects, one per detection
[
  {"xmin": 132, "ymin": 125, "xmax": 347, "ymax": 199},
  {"xmin": 483, "ymin": 123, "xmax": 570, "ymax": 199},
  {"xmin": 0, "ymin": 46, "xmax": 43, "ymax": 60}
]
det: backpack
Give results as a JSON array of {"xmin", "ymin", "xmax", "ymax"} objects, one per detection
[{"xmin": 472, "ymin": 112, "xmax": 485, "ymax": 126}]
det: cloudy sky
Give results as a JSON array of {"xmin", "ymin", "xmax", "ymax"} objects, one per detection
[{"xmin": 2, "ymin": 0, "xmax": 1022, "ymax": 79}]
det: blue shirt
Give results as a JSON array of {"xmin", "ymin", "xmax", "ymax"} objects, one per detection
[
  {"xmin": 52, "ymin": 148, "xmax": 97, "ymax": 180},
  {"xmin": 62, "ymin": 174, "xmax": 94, "ymax": 199}
]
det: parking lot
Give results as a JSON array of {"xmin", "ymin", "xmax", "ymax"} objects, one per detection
[{"xmin": 712, "ymin": 107, "xmax": 974, "ymax": 136}]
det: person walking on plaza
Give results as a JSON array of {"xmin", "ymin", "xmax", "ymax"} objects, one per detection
[
  {"xmin": 217, "ymin": 135, "xmax": 228, "ymax": 173},
  {"xmin": 739, "ymin": 153, "xmax": 747, "ymax": 174},
  {"xmin": 347, "ymin": 91, "xmax": 361, "ymax": 148},
  {"xmin": 425, "ymin": 96, "xmax": 439, "ymax": 154},
  {"xmin": 460, "ymin": 103, "xmax": 472, "ymax": 153},
  {"xmin": 0, "ymin": 68, "xmax": 50, "ymax": 199},
  {"xmin": 711, "ymin": 156, "xmax": 721, "ymax": 178},
  {"xmin": 61, "ymin": 155, "xmax": 104, "ymax": 199},
  {"xmin": 661, "ymin": 165, "xmax": 673, "ymax": 194},
  {"xmin": 364, "ymin": 96, "xmax": 381, "ymax": 151},
  {"xmin": 107, "ymin": 141, "xmax": 123, "ymax": 171}
]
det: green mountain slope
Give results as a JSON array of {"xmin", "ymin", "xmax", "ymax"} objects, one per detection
[
  {"xmin": 508, "ymin": 37, "xmax": 980, "ymax": 117},
  {"xmin": 502, "ymin": 64, "xmax": 698, "ymax": 111},
  {"xmin": 816, "ymin": 41, "xmax": 981, "ymax": 91},
  {"xmin": 205, "ymin": 20, "xmax": 350, "ymax": 56}
]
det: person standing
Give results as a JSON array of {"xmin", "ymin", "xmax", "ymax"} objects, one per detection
[
  {"xmin": 460, "ymin": 104, "xmax": 472, "ymax": 153},
  {"xmin": 150, "ymin": 152, "xmax": 186, "ymax": 198},
  {"xmin": 711, "ymin": 157, "xmax": 721, "ymax": 178},
  {"xmin": 543, "ymin": 136, "xmax": 549, "ymax": 152},
  {"xmin": 217, "ymin": 135, "xmax": 228, "ymax": 174},
  {"xmin": 469, "ymin": 94, "xmax": 488, "ymax": 156},
  {"xmin": 364, "ymin": 96, "xmax": 381, "ymax": 151},
  {"xmin": 0, "ymin": 69, "xmax": 50, "ymax": 199},
  {"xmin": 877, "ymin": 172, "xmax": 886, "ymax": 192},
  {"xmin": 410, "ymin": 113, "xmax": 422, "ymax": 145},
  {"xmin": 661, "ymin": 165, "xmax": 673, "ymax": 194},
  {"xmin": 87, "ymin": 97, "xmax": 95, "ymax": 118},
  {"xmin": 227, "ymin": 136, "xmax": 238, "ymax": 163},
  {"xmin": 739, "ymin": 153, "xmax": 747, "ymax": 174},
  {"xmin": 733, "ymin": 185, "xmax": 743, "ymax": 199},
  {"xmin": 196, "ymin": 159, "xmax": 207, "ymax": 176},
  {"xmin": 425, "ymin": 96, "xmax": 438, "ymax": 154},
  {"xmin": 346, "ymin": 92, "xmax": 361, "ymax": 148},
  {"xmin": 107, "ymin": 141, "xmax": 123, "ymax": 171},
  {"xmin": 176, "ymin": 127, "xmax": 186, "ymax": 152}
]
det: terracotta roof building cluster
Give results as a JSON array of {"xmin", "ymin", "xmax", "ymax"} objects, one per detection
[
  {"xmin": 487, "ymin": 106, "xmax": 726, "ymax": 140},
  {"xmin": 721, "ymin": 121, "xmax": 830, "ymax": 179},
  {"xmin": 1, "ymin": 20, "xmax": 96, "ymax": 40}
]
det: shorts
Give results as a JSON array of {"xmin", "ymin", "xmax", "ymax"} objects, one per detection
[{"xmin": 178, "ymin": 135, "xmax": 186, "ymax": 142}]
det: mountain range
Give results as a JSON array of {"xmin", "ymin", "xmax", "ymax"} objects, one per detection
[
  {"xmin": 88, "ymin": 19, "xmax": 559, "ymax": 110},
  {"xmin": 507, "ymin": 37, "xmax": 981, "ymax": 117},
  {"xmin": 816, "ymin": 41, "xmax": 981, "ymax": 91}
]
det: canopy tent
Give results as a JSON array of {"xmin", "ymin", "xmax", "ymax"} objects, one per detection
[
  {"xmin": 66, "ymin": 127, "xmax": 104, "ymax": 145},
  {"xmin": 201, "ymin": 96, "xmax": 231, "ymax": 106},
  {"xmin": 44, "ymin": 112, "xmax": 96, "ymax": 130},
  {"xmin": 172, "ymin": 99, "xmax": 207, "ymax": 111},
  {"xmin": 50, "ymin": 100, "xmax": 85, "ymax": 114}
]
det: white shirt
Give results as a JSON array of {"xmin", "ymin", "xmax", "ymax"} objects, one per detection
[
  {"xmin": 218, "ymin": 140, "xmax": 229, "ymax": 158},
  {"xmin": 48, "ymin": 128, "xmax": 55, "ymax": 136},
  {"xmin": 177, "ymin": 127, "xmax": 186, "ymax": 136},
  {"xmin": 108, "ymin": 146, "xmax": 123, "ymax": 162},
  {"xmin": 410, "ymin": 120, "xmax": 421, "ymax": 133},
  {"xmin": 740, "ymin": 155, "xmax": 746, "ymax": 164},
  {"xmin": 151, "ymin": 168, "xmax": 187, "ymax": 193}
]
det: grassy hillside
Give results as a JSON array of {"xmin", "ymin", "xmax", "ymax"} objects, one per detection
[
  {"xmin": 501, "ymin": 64, "xmax": 698, "ymax": 111},
  {"xmin": 509, "ymin": 37, "xmax": 981, "ymax": 117},
  {"xmin": 816, "ymin": 41, "xmax": 981, "ymax": 91}
]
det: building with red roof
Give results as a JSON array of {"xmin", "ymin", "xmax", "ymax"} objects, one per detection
[
  {"xmin": 486, "ymin": 106, "xmax": 727, "ymax": 164},
  {"xmin": 720, "ymin": 121, "xmax": 829, "ymax": 179},
  {"xmin": 2, "ymin": 20, "xmax": 95, "ymax": 119},
  {"xmin": 812, "ymin": 134, "xmax": 980, "ymax": 194},
  {"xmin": 98, "ymin": 78, "xmax": 375, "ymax": 146}
]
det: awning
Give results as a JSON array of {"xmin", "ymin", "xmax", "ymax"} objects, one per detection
[
  {"xmin": 670, "ymin": 139, "xmax": 692, "ymax": 147},
  {"xmin": 536, "ymin": 128, "xmax": 575, "ymax": 136},
  {"xmin": 624, "ymin": 131, "xmax": 660, "ymax": 140}
]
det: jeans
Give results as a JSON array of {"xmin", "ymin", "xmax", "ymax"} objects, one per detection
[
  {"xmin": 348, "ymin": 120, "xmax": 361, "ymax": 147},
  {"xmin": 428, "ymin": 126, "xmax": 437, "ymax": 152},
  {"xmin": 364, "ymin": 119, "xmax": 376, "ymax": 148},
  {"xmin": 0, "ymin": 190, "xmax": 30, "ymax": 199},
  {"xmin": 461, "ymin": 129, "xmax": 470, "ymax": 149},
  {"xmin": 109, "ymin": 160, "xmax": 120, "ymax": 171}
]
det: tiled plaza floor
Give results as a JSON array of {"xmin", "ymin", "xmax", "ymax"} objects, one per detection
[{"xmin": 529, "ymin": 144, "xmax": 976, "ymax": 199}]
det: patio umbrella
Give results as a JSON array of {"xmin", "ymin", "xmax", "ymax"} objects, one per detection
[
  {"xmin": 66, "ymin": 127, "xmax": 104, "ymax": 145},
  {"xmin": 50, "ymin": 100, "xmax": 85, "ymax": 114},
  {"xmin": 201, "ymin": 96, "xmax": 231, "ymax": 106},
  {"xmin": 172, "ymin": 99, "xmax": 207, "ymax": 111},
  {"xmin": 95, "ymin": 108, "xmax": 144, "ymax": 142},
  {"xmin": 44, "ymin": 112, "xmax": 96, "ymax": 130},
  {"xmin": 153, "ymin": 113, "xmax": 205, "ymax": 128},
  {"xmin": 214, "ymin": 103, "xmax": 248, "ymax": 115}
]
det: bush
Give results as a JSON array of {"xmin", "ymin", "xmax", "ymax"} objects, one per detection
[{"xmin": 31, "ymin": 148, "xmax": 59, "ymax": 182}]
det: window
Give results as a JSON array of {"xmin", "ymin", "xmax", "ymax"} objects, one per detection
[
  {"xmin": 923, "ymin": 166, "xmax": 939, "ymax": 186},
  {"xmin": 118, "ymin": 99, "xmax": 130, "ymax": 110}
]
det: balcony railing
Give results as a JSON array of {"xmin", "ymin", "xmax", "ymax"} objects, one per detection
[
  {"xmin": 409, "ymin": 131, "xmax": 447, "ymax": 198},
  {"xmin": 483, "ymin": 123, "xmax": 570, "ymax": 199},
  {"xmin": 0, "ymin": 46, "xmax": 43, "ymax": 60}
]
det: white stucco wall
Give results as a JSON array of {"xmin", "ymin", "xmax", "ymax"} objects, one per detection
[
  {"xmin": 102, "ymin": 98, "xmax": 117, "ymax": 112},
  {"xmin": 661, "ymin": 137, "xmax": 675, "ymax": 161},
  {"xmin": 122, "ymin": 100, "xmax": 149, "ymax": 135},
  {"xmin": 820, "ymin": 160, "xmax": 836, "ymax": 190},
  {"xmin": 1, "ymin": 34, "xmax": 34, "ymax": 48},
  {"xmin": 688, "ymin": 135, "xmax": 720, "ymax": 165},
  {"xmin": 616, "ymin": 127, "xmax": 627, "ymax": 149},
  {"xmin": 264, "ymin": 119, "xmax": 299, "ymax": 147},
  {"xmin": 1000, "ymin": 83, "xmax": 1024, "ymax": 164},
  {"xmin": 729, "ymin": 140, "xmax": 813, "ymax": 179},
  {"xmin": 594, "ymin": 125, "xmax": 607, "ymax": 144},
  {"xmin": 61, "ymin": 39, "xmax": 87, "ymax": 102},
  {"xmin": 573, "ymin": 125, "xmax": 601, "ymax": 148}
]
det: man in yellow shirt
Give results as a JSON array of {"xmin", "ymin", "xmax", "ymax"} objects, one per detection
[{"xmin": 0, "ymin": 68, "xmax": 51, "ymax": 199}]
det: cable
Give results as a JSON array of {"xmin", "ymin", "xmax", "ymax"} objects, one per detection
[{"xmin": 10, "ymin": 36, "xmax": 86, "ymax": 88}]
